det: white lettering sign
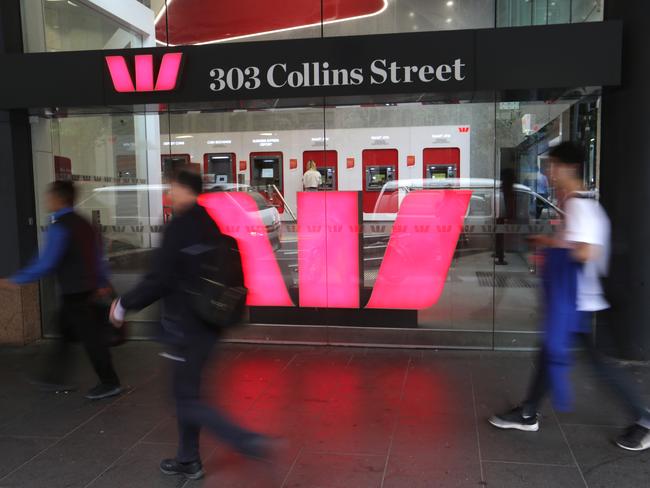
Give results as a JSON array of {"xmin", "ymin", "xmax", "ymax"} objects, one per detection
[{"xmin": 209, "ymin": 58, "xmax": 466, "ymax": 92}]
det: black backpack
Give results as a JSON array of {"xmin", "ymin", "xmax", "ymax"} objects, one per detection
[{"xmin": 185, "ymin": 234, "xmax": 248, "ymax": 329}]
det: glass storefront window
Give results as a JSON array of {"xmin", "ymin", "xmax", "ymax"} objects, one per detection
[
  {"xmin": 22, "ymin": 0, "xmax": 605, "ymax": 347},
  {"xmin": 21, "ymin": 0, "xmax": 145, "ymax": 52},
  {"xmin": 497, "ymin": 0, "xmax": 604, "ymax": 26},
  {"xmin": 29, "ymin": 92, "xmax": 600, "ymax": 347},
  {"xmin": 31, "ymin": 111, "xmax": 163, "ymax": 336}
]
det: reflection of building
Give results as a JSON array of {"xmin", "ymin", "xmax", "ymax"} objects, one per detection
[{"xmin": 2, "ymin": 0, "xmax": 649, "ymax": 359}]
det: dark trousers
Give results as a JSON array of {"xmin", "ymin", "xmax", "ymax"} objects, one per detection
[
  {"xmin": 43, "ymin": 292, "xmax": 120, "ymax": 386},
  {"xmin": 173, "ymin": 333, "xmax": 259, "ymax": 463},
  {"xmin": 523, "ymin": 332, "xmax": 650, "ymax": 424}
]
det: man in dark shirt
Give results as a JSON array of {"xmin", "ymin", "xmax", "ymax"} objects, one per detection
[
  {"xmin": 110, "ymin": 170, "xmax": 269, "ymax": 481},
  {"xmin": 0, "ymin": 180, "xmax": 121, "ymax": 400}
]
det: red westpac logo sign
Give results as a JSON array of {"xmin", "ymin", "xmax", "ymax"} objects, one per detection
[
  {"xmin": 105, "ymin": 53, "xmax": 183, "ymax": 93},
  {"xmin": 199, "ymin": 190, "xmax": 471, "ymax": 310},
  {"xmin": 458, "ymin": 127, "xmax": 470, "ymax": 133}
]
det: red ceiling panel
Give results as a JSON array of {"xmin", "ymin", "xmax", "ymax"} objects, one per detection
[{"xmin": 156, "ymin": 0, "xmax": 386, "ymax": 45}]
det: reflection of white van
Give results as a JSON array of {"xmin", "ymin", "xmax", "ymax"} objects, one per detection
[
  {"xmin": 205, "ymin": 183, "xmax": 282, "ymax": 249},
  {"xmin": 372, "ymin": 178, "xmax": 565, "ymax": 254},
  {"xmin": 79, "ymin": 183, "xmax": 281, "ymax": 266},
  {"xmin": 374, "ymin": 178, "xmax": 563, "ymax": 223}
]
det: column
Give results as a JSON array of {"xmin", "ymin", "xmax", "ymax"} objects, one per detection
[
  {"xmin": 600, "ymin": 2, "xmax": 650, "ymax": 359},
  {"xmin": 0, "ymin": 0, "xmax": 40, "ymax": 344}
]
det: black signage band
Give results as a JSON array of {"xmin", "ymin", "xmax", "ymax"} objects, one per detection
[{"xmin": 0, "ymin": 21, "xmax": 621, "ymax": 109}]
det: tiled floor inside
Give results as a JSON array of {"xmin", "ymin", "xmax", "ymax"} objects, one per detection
[{"xmin": 0, "ymin": 341, "xmax": 649, "ymax": 487}]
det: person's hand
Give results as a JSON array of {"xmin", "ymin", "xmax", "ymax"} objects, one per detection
[{"xmin": 109, "ymin": 298, "xmax": 125, "ymax": 328}]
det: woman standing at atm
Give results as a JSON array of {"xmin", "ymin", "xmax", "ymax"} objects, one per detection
[{"xmin": 303, "ymin": 160, "xmax": 322, "ymax": 191}]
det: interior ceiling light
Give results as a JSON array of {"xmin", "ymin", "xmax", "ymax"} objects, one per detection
[
  {"xmin": 154, "ymin": 0, "xmax": 389, "ymax": 46},
  {"xmin": 446, "ymin": 1, "xmax": 454, "ymax": 6},
  {"xmin": 176, "ymin": 135, "xmax": 193, "ymax": 139},
  {"xmin": 408, "ymin": 12, "xmax": 415, "ymax": 18},
  {"xmin": 446, "ymin": 18, "xmax": 453, "ymax": 23}
]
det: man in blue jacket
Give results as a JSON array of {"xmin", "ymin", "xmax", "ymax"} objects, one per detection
[{"xmin": 0, "ymin": 180, "xmax": 121, "ymax": 400}]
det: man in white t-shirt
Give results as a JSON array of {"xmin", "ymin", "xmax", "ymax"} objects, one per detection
[
  {"xmin": 565, "ymin": 195, "xmax": 611, "ymax": 313},
  {"xmin": 489, "ymin": 142, "xmax": 650, "ymax": 451}
]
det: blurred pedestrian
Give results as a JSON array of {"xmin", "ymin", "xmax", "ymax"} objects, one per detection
[
  {"xmin": 0, "ymin": 180, "xmax": 121, "ymax": 400},
  {"xmin": 535, "ymin": 166, "xmax": 550, "ymax": 218},
  {"xmin": 109, "ymin": 170, "xmax": 270, "ymax": 480},
  {"xmin": 495, "ymin": 168, "xmax": 516, "ymax": 265},
  {"xmin": 488, "ymin": 142, "xmax": 650, "ymax": 451}
]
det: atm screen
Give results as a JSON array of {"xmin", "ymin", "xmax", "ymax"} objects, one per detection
[
  {"xmin": 318, "ymin": 167, "xmax": 336, "ymax": 189},
  {"xmin": 427, "ymin": 164, "xmax": 456, "ymax": 179},
  {"xmin": 261, "ymin": 168, "xmax": 274, "ymax": 178},
  {"xmin": 366, "ymin": 166, "xmax": 395, "ymax": 190}
]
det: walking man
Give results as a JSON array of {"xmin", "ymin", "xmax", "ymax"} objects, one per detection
[
  {"xmin": 0, "ymin": 180, "xmax": 121, "ymax": 400},
  {"xmin": 110, "ymin": 170, "xmax": 270, "ymax": 480},
  {"xmin": 488, "ymin": 142, "xmax": 650, "ymax": 451}
]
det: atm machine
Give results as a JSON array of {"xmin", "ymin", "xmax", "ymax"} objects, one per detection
[
  {"xmin": 161, "ymin": 154, "xmax": 192, "ymax": 181},
  {"xmin": 362, "ymin": 148, "xmax": 399, "ymax": 213},
  {"xmin": 203, "ymin": 153, "xmax": 236, "ymax": 186},
  {"xmin": 303, "ymin": 150, "xmax": 338, "ymax": 190},
  {"xmin": 423, "ymin": 147, "xmax": 460, "ymax": 180},
  {"xmin": 250, "ymin": 152, "xmax": 284, "ymax": 212}
]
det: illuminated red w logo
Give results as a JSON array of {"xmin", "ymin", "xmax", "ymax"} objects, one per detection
[
  {"xmin": 458, "ymin": 127, "xmax": 470, "ymax": 133},
  {"xmin": 199, "ymin": 190, "xmax": 471, "ymax": 310},
  {"xmin": 105, "ymin": 53, "xmax": 183, "ymax": 93}
]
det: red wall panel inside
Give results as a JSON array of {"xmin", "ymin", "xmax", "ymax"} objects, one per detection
[{"xmin": 157, "ymin": 0, "xmax": 386, "ymax": 45}]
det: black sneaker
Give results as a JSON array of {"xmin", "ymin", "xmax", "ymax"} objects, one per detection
[
  {"xmin": 615, "ymin": 424, "xmax": 650, "ymax": 451},
  {"xmin": 160, "ymin": 458, "xmax": 204, "ymax": 480},
  {"xmin": 488, "ymin": 406, "xmax": 539, "ymax": 432},
  {"xmin": 85, "ymin": 384, "xmax": 122, "ymax": 400}
]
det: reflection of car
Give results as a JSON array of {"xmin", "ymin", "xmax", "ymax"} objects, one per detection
[
  {"xmin": 374, "ymin": 178, "xmax": 562, "ymax": 221},
  {"xmin": 76, "ymin": 183, "xmax": 280, "ymax": 273},
  {"xmin": 373, "ymin": 178, "xmax": 564, "ymax": 254},
  {"xmin": 206, "ymin": 183, "xmax": 282, "ymax": 249}
]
